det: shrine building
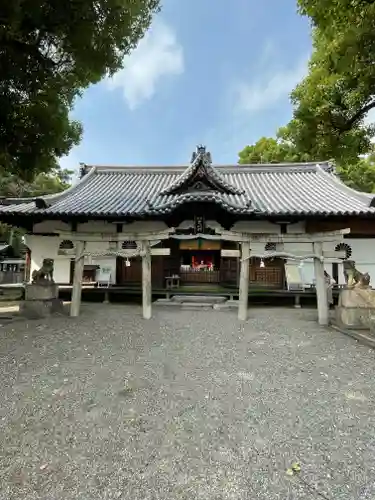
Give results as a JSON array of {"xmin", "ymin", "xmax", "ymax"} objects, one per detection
[{"xmin": 0, "ymin": 145, "xmax": 374, "ymax": 323}]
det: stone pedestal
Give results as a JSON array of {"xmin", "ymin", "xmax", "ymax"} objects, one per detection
[
  {"xmin": 20, "ymin": 283, "xmax": 65, "ymax": 319},
  {"xmin": 336, "ymin": 288, "xmax": 375, "ymax": 330}
]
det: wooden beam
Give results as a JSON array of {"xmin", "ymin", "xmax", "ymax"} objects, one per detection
[
  {"xmin": 70, "ymin": 241, "xmax": 85, "ymax": 317},
  {"xmin": 150, "ymin": 248, "xmax": 170, "ymax": 256},
  {"xmin": 313, "ymin": 241, "xmax": 329, "ymax": 326},
  {"xmin": 238, "ymin": 241, "xmax": 250, "ymax": 321},
  {"xmin": 221, "ymin": 249, "xmax": 240, "ymax": 258},
  {"xmin": 58, "ymin": 229, "xmax": 175, "ymax": 242},
  {"xmin": 81, "ymin": 247, "xmax": 171, "ymax": 259},
  {"xmin": 323, "ymin": 250, "xmax": 346, "ymax": 259},
  {"xmin": 245, "ymin": 250, "xmax": 347, "ymax": 260},
  {"xmin": 141, "ymin": 241, "xmax": 152, "ymax": 319},
  {"xmin": 59, "ymin": 227, "xmax": 349, "ymax": 245},
  {"xmin": 217, "ymin": 228, "xmax": 350, "ymax": 243}
]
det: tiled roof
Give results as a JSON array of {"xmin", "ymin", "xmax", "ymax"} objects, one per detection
[{"xmin": 0, "ymin": 160, "xmax": 375, "ymax": 218}]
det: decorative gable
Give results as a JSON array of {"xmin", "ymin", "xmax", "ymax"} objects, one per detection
[{"xmin": 160, "ymin": 145, "xmax": 244, "ymax": 196}]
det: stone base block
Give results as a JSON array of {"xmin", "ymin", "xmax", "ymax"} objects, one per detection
[
  {"xmin": 172, "ymin": 295, "xmax": 227, "ymax": 304},
  {"xmin": 213, "ymin": 300, "xmax": 238, "ymax": 310},
  {"xmin": 154, "ymin": 299, "xmax": 181, "ymax": 307},
  {"xmin": 20, "ymin": 298, "xmax": 65, "ymax": 319},
  {"xmin": 181, "ymin": 303, "xmax": 213, "ymax": 310},
  {"xmin": 25, "ymin": 283, "xmax": 59, "ymax": 301},
  {"xmin": 335, "ymin": 305, "xmax": 375, "ymax": 330},
  {"xmin": 369, "ymin": 316, "xmax": 375, "ymax": 335},
  {"xmin": 338, "ymin": 288, "xmax": 375, "ymax": 308}
]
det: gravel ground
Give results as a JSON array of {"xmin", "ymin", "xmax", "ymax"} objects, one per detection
[{"xmin": 0, "ymin": 304, "xmax": 375, "ymax": 500}]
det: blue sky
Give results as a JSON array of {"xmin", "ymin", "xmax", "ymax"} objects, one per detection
[{"xmin": 61, "ymin": 0, "xmax": 312, "ymax": 173}]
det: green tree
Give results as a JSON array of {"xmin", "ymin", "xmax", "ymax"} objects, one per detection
[
  {"xmin": 337, "ymin": 156, "xmax": 375, "ymax": 193},
  {"xmin": 238, "ymin": 138, "xmax": 375, "ymax": 193},
  {"xmin": 0, "ymin": 0, "xmax": 160, "ymax": 180},
  {"xmin": 238, "ymin": 1, "xmax": 375, "ymax": 194},
  {"xmin": 238, "ymin": 137, "xmax": 311, "ymax": 165},
  {"xmin": 0, "ymin": 166, "xmax": 72, "ymax": 197},
  {"xmin": 0, "ymin": 166, "xmax": 73, "ymax": 254},
  {"xmin": 280, "ymin": 0, "xmax": 375, "ymax": 163}
]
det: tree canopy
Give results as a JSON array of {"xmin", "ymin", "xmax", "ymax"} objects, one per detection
[
  {"xmin": 0, "ymin": 166, "xmax": 73, "ymax": 255},
  {"xmin": 0, "ymin": 166, "xmax": 72, "ymax": 198},
  {"xmin": 0, "ymin": 0, "xmax": 160, "ymax": 180},
  {"xmin": 238, "ymin": 136, "xmax": 375, "ymax": 193},
  {"xmin": 28, "ymin": 168, "xmax": 72, "ymax": 197},
  {"xmin": 238, "ymin": 0, "xmax": 375, "ymax": 193},
  {"xmin": 238, "ymin": 137, "xmax": 310, "ymax": 165},
  {"xmin": 279, "ymin": 0, "xmax": 375, "ymax": 163}
]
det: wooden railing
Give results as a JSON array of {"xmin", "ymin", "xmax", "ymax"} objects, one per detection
[
  {"xmin": 0, "ymin": 271, "xmax": 24, "ymax": 284},
  {"xmin": 249, "ymin": 267, "xmax": 284, "ymax": 288},
  {"xmin": 180, "ymin": 270, "xmax": 220, "ymax": 284}
]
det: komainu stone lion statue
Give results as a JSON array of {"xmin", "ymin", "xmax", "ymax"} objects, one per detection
[
  {"xmin": 343, "ymin": 260, "xmax": 371, "ymax": 289},
  {"xmin": 31, "ymin": 258, "xmax": 54, "ymax": 283}
]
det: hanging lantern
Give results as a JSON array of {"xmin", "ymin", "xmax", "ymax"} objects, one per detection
[
  {"xmin": 125, "ymin": 258, "xmax": 131, "ymax": 267},
  {"xmin": 260, "ymin": 259, "xmax": 265, "ymax": 268}
]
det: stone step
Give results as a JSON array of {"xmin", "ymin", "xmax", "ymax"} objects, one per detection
[
  {"xmin": 180, "ymin": 302, "xmax": 214, "ymax": 310},
  {"xmin": 154, "ymin": 298, "xmax": 234, "ymax": 311},
  {"xmin": 171, "ymin": 295, "xmax": 227, "ymax": 304},
  {"xmin": 154, "ymin": 299, "xmax": 182, "ymax": 307},
  {"xmin": 213, "ymin": 300, "xmax": 238, "ymax": 310}
]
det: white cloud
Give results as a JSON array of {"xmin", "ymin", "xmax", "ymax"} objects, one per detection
[
  {"xmin": 106, "ymin": 21, "xmax": 184, "ymax": 110},
  {"xmin": 234, "ymin": 57, "xmax": 308, "ymax": 113},
  {"xmin": 201, "ymin": 46, "xmax": 311, "ymax": 162}
]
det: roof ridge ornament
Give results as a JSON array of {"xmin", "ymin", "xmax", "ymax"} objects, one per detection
[
  {"xmin": 191, "ymin": 144, "xmax": 212, "ymax": 165},
  {"xmin": 159, "ymin": 145, "xmax": 244, "ymax": 196}
]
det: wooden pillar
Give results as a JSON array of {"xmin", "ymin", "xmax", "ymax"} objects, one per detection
[
  {"xmin": 236, "ymin": 242, "xmax": 240, "ymax": 287},
  {"xmin": 141, "ymin": 240, "xmax": 152, "ymax": 319},
  {"xmin": 238, "ymin": 241, "xmax": 250, "ymax": 321},
  {"xmin": 70, "ymin": 241, "xmax": 85, "ymax": 317},
  {"xmin": 313, "ymin": 241, "xmax": 329, "ymax": 326}
]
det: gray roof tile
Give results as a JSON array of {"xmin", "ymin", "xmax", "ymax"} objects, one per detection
[{"xmin": 0, "ymin": 161, "xmax": 374, "ymax": 218}]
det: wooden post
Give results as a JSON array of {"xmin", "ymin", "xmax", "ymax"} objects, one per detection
[
  {"xmin": 313, "ymin": 241, "xmax": 329, "ymax": 326},
  {"xmin": 236, "ymin": 242, "xmax": 240, "ymax": 288},
  {"xmin": 141, "ymin": 240, "xmax": 152, "ymax": 319},
  {"xmin": 70, "ymin": 240, "xmax": 86, "ymax": 317},
  {"xmin": 294, "ymin": 294, "xmax": 301, "ymax": 309},
  {"xmin": 238, "ymin": 241, "xmax": 250, "ymax": 321}
]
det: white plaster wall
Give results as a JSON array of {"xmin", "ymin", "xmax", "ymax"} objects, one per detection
[
  {"xmin": 339, "ymin": 238, "xmax": 375, "ymax": 285},
  {"xmin": 25, "ymin": 235, "xmax": 117, "ymax": 283},
  {"xmin": 25, "ymin": 235, "xmax": 70, "ymax": 283},
  {"xmin": 287, "ymin": 221, "xmax": 306, "ymax": 233},
  {"xmin": 33, "ymin": 221, "xmax": 71, "ymax": 233},
  {"xmin": 232, "ymin": 221, "xmax": 281, "ymax": 233},
  {"xmin": 298, "ymin": 239, "xmax": 375, "ymax": 286},
  {"xmin": 122, "ymin": 221, "xmax": 168, "ymax": 233},
  {"xmin": 77, "ymin": 221, "xmax": 117, "ymax": 233},
  {"xmin": 32, "ymin": 220, "xmax": 169, "ymax": 235}
]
